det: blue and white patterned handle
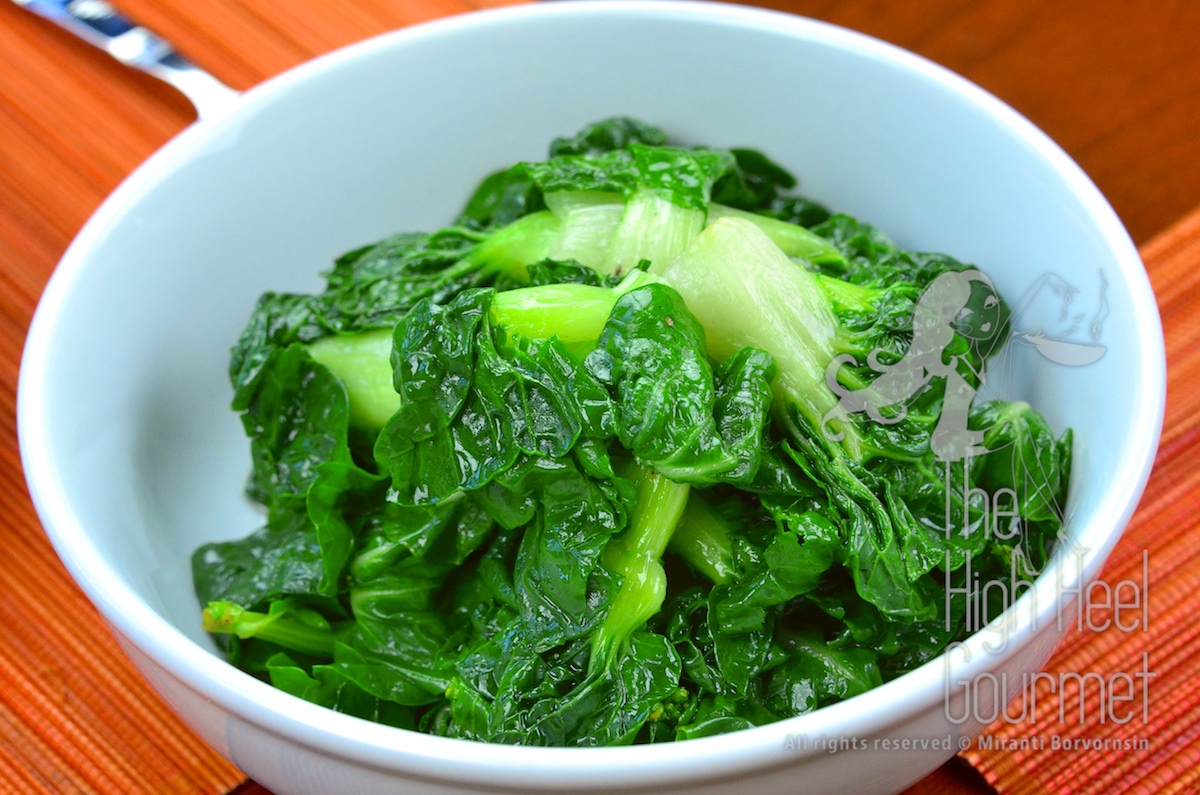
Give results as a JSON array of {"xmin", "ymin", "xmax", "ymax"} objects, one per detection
[{"xmin": 12, "ymin": 0, "xmax": 240, "ymax": 120}]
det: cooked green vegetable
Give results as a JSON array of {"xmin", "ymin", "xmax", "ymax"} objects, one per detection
[{"xmin": 195, "ymin": 118, "xmax": 1070, "ymax": 745}]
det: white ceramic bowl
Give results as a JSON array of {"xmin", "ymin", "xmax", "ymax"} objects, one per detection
[{"xmin": 17, "ymin": 2, "xmax": 1165, "ymax": 793}]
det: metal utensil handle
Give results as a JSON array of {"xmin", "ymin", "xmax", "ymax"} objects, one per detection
[{"xmin": 13, "ymin": 0, "xmax": 240, "ymax": 120}]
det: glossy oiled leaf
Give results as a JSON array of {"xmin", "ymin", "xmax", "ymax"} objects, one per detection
[
  {"xmin": 765, "ymin": 632, "xmax": 882, "ymax": 717},
  {"xmin": 267, "ymin": 654, "xmax": 417, "ymax": 730},
  {"xmin": 586, "ymin": 283, "xmax": 773, "ymax": 483},
  {"xmin": 522, "ymin": 144, "xmax": 733, "ymax": 211},
  {"xmin": 229, "ymin": 292, "xmax": 325, "ymax": 410},
  {"xmin": 447, "ymin": 628, "xmax": 682, "ymax": 747},
  {"xmin": 548, "ymin": 117, "xmax": 670, "ymax": 157},
  {"xmin": 512, "ymin": 461, "xmax": 631, "ymax": 646},
  {"xmin": 666, "ymin": 588, "xmax": 784, "ymax": 699},
  {"xmin": 455, "ymin": 165, "xmax": 543, "ymax": 232},
  {"xmin": 711, "ymin": 347, "xmax": 777, "ymax": 485},
  {"xmin": 307, "ymin": 461, "xmax": 386, "ymax": 595},
  {"xmin": 241, "ymin": 345, "xmax": 353, "ymax": 513},
  {"xmin": 782, "ymin": 412, "xmax": 936, "ymax": 621},
  {"xmin": 710, "ymin": 147, "xmax": 798, "ymax": 211},
  {"xmin": 710, "ymin": 504, "xmax": 842, "ymax": 634},
  {"xmin": 376, "ymin": 289, "xmax": 615, "ymax": 505},
  {"xmin": 321, "ymin": 229, "xmax": 487, "ymax": 327},
  {"xmin": 971, "ymin": 401, "xmax": 1071, "ymax": 526},
  {"xmin": 192, "ymin": 510, "xmax": 325, "ymax": 611},
  {"xmin": 329, "ymin": 628, "xmax": 451, "ymax": 708},
  {"xmin": 229, "ymin": 230, "xmax": 490, "ymax": 408}
]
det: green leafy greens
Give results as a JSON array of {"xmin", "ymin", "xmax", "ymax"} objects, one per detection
[{"xmin": 194, "ymin": 118, "xmax": 1071, "ymax": 745}]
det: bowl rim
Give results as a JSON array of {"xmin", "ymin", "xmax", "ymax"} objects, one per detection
[{"xmin": 17, "ymin": 0, "xmax": 1166, "ymax": 787}]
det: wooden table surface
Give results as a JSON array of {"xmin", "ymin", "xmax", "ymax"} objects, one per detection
[{"xmin": 2, "ymin": 2, "xmax": 1198, "ymax": 794}]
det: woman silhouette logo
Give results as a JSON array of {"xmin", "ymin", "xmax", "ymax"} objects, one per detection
[{"xmin": 821, "ymin": 269, "xmax": 1107, "ymax": 463}]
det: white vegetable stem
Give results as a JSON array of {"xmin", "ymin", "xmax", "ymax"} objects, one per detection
[{"xmin": 656, "ymin": 217, "xmax": 860, "ymax": 457}]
